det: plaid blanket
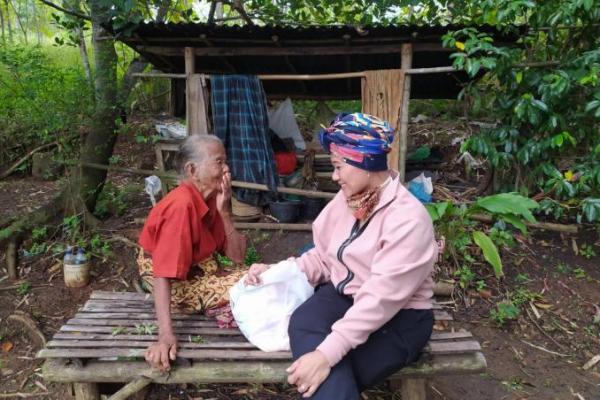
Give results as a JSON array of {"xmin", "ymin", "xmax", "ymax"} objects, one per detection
[{"xmin": 210, "ymin": 75, "xmax": 278, "ymax": 206}]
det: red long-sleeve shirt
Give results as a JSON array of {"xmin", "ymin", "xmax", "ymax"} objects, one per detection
[{"xmin": 138, "ymin": 181, "xmax": 226, "ymax": 280}]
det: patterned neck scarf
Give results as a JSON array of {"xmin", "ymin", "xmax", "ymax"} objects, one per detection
[{"xmin": 346, "ymin": 176, "xmax": 392, "ymax": 220}]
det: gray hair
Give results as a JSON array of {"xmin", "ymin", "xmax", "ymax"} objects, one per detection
[{"xmin": 176, "ymin": 134, "xmax": 224, "ymax": 176}]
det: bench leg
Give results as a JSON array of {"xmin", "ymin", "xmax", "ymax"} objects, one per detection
[
  {"xmin": 399, "ymin": 378, "xmax": 427, "ymax": 400},
  {"xmin": 73, "ymin": 382, "xmax": 99, "ymax": 400}
]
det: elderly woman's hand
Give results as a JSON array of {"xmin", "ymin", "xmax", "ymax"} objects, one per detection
[
  {"xmin": 216, "ymin": 171, "xmax": 232, "ymax": 215},
  {"xmin": 244, "ymin": 263, "xmax": 269, "ymax": 285},
  {"xmin": 287, "ymin": 350, "xmax": 331, "ymax": 398},
  {"xmin": 145, "ymin": 332, "xmax": 177, "ymax": 372}
]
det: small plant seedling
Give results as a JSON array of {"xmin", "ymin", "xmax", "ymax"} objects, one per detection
[
  {"xmin": 514, "ymin": 273, "xmax": 530, "ymax": 283},
  {"xmin": 573, "ymin": 267, "xmax": 587, "ymax": 279},
  {"xmin": 133, "ymin": 324, "xmax": 157, "ymax": 335},
  {"xmin": 556, "ymin": 262, "xmax": 571, "ymax": 275},
  {"xmin": 16, "ymin": 282, "xmax": 31, "ymax": 296},
  {"xmin": 244, "ymin": 246, "xmax": 261, "ymax": 266},
  {"xmin": 111, "ymin": 327, "xmax": 127, "ymax": 336},
  {"xmin": 502, "ymin": 376, "xmax": 524, "ymax": 391},
  {"xmin": 454, "ymin": 265, "xmax": 476, "ymax": 290},
  {"xmin": 490, "ymin": 301, "xmax": 520, "ymax": 327},
  {"xmin": 191, "ymin": 335, "xmax": 205, "ymax": 343},
  {"xmin": 216, "ymin": 253, "xmax": 233, "ymax": 267},
  {"xmin": 580, "ymin": 244, "xmax": 596, "ymax": 259}
]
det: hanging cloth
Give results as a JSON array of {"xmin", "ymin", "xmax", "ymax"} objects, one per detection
[{"xmin": 210, "ymin": 75, "xmax": 279, "ymax": 206}]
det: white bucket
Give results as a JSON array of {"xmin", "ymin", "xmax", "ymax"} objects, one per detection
[{"xmin": 64, "ymin": 262, "xmax": 90, "ymax": 288}]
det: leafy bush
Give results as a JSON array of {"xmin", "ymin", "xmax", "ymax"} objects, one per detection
[
  {"xmin": 427, "ymin": 193, "xmax": 538, "ymax": 280},
  {"xmin": 441, "ymin": 2, "xmax": 600, "ymax": 222},
  {"xmin": 0, "ymin": 44, "xmax": 92, "ymax": 167}
]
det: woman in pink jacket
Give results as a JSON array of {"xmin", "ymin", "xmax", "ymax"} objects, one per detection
[{"xmin": 248, "ymin": 113, "xmax": 438, "ymax": 399}]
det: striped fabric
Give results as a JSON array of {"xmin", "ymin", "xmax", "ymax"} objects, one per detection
[{"xmin": 210, "ymin": 75, "xmax": 279, "ymax": 206}]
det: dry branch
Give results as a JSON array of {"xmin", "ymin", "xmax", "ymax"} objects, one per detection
[
  {"xmin": 0, "ymin": 141, "xmax": 58, "ymax": 180},
  {"xmin": 107, "ymin": 377, "xmax": 152, "ymax": 400}
]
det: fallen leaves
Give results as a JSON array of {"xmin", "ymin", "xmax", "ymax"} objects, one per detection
[{"xmin": 1, "ymin": 341, "xmax": 13, "ymax": 353}]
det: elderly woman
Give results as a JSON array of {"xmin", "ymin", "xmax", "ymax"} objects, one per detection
[
  {"xmin": 247, "ymin": 113, "xmax": 438, "ymax": 399},
  {"xmin": 138, "ymin": 134, "xmax": 247, "ymax": 372}
]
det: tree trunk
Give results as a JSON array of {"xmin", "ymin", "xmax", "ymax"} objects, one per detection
[
  {"xmin": 0, "ymin": 2, "xmax": 6, "ymax": 43},
  {"xmin": 4, "ymin": 0, "xmax": 13, "ymax": 43},
  {"xmin": 8, "ymin": 0, "xmax": 26, "ymax": 43},
  {"xmin": 77, "ymin": 26, "xmax": 93, "ymax": 90},
  {"xmin": 78, "ymin": 0, "xmax": 119, "ymax": 212}
]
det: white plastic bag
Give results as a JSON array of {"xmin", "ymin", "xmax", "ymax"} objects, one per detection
[
  {"xmin": 229, "ymin": 260, "xmax": 313, "ymax": 352},
  {"xmin": 268, "ymin": 98, "xmax": 306, "ymax": 150},
  {"xmin": 144, "ymin": 175, "xmax": 162, "ymax": 206}
]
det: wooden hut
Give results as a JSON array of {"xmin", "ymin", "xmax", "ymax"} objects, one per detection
[{"xmin": 119, "ymin": 23, "xmax": 518, "ymax": 181}]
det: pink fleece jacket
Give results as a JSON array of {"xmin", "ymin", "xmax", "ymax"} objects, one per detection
[{"xmin": 295, "ymin": 171, "xmax": 437, "ymax": 367}]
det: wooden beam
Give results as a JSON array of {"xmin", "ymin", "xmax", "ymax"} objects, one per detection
[
  {"xmin": 41, "ymin": 352, "xmax": 486, "ymax": 383},
  {"xmin": 185, "ymin": 47, "xmax": 195, "ymax": 136},
  {"xmin": 128, "ymin": 67, "xmax": 458, "ymax": 81},
  {"xmin": 136, "ymin": 44, "xmax": 407, "ymax": 57},
  {"xmin": 79, "ymin": 162, "xmax": 336, "ymax": 199},
  {"xmin": 272, "ymin": 35, "xmax": 307, "ymax": 93},
  {"xmin": 398, "ymin": 44, "xmax": 413, "ymax": 183},
  {"xmin": 200, "ymin": 34, "xmax": 237, "ymax": 73},
  {"xmin": 187, "ymin": 74, "xmax": 210, "ymax": 135}
]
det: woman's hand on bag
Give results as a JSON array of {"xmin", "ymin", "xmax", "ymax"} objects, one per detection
[
  {"xmin": 286, "ymin": 350, "xmax": 331, "ymax": 398},
  {"xmin": 145, "ymin": 332, "xmax": 178, "ymax": 372},
  {"xmin": 244, "ymin": 263, "xmax": 269, "ymax": 285}
]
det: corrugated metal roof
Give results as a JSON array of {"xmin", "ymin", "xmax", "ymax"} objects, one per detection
[{"xmin": 118, "ymin": 23, "xmax": 520, "ymax": 99}]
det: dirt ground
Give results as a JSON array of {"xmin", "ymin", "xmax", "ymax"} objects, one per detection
[{"xmin": 1, "ymin": 124, "xmax": 599, "ymax": 399}]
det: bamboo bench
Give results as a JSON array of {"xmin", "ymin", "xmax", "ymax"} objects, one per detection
[{"xmin": 38, "ymin": 291, "xmax": 486, "ymax": 400}]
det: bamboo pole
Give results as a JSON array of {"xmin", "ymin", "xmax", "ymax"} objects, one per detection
[
  {"xmin": 80, "ymin": 162, "xmax": 336, "ymax": 199},
  {"xmin": 398, "ymin": 44, "xmax": 413, "ymax": 182},
  {"xmin": 128, "ymin": 61, "xmax": 559, "ymax": 82},
  {"xmin": 470, "ymin": 213, "xmax": 578, "ymax": 233},
  {"xmin": 107, "ymin": 377, "xmax": 152, "ymax": 400}
]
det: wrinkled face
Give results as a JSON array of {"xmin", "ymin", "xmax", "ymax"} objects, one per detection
[
  {"xmin": 190, "ymin": 142, "xmax": 229, "ymax": 194},
  {"xmin": 331, "ymin": 153, "xmax": 370, "ymax": 198}
]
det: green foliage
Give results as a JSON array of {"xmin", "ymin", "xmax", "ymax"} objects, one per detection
[
  {"xmin": 133, "ymin": 323, "xmax": 157, "ymax": 335},
  {"xmin": 0, "ymin": 44, "xmax": 92, "ymax": 166},
  {"xmin": 441, "ymin": 1, "xmax": 600, "ymax": 222},
  {"xmin": 111, "ymin": 326, "xmax": 127, "ymax": 336},
  {"xmin": 427, "ymin": 193, "xmax": 537, "ymax": 281},
  {"xmin": 473, "ymin": 231, "xmax": 503, "ymax": 278},
  {"xmin": 580, "ymin": 244, "xmax": 597, "ymax": 259},
  {"xmin": 191, "ymin": 335, "xmax": 205, "ymax": 343},
  {"xmin": 490, "ymin": 301, "xmax": 520, "ymax": 327},
  {"xmin": 94, "ymin": 182, "xmax": 135, "ymax": 219},
  {"xmin": 244, "ymin": 246, "xmax": 261, "ymax": 266},
  {"xmin": 16, "ymin": 281, "xmax": 31, "ymax": 296}
]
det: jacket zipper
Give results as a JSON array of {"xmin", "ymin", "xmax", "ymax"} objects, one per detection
[{"xmin": 335, "ymin": 218, "xmax": 372, "ymax": 294}]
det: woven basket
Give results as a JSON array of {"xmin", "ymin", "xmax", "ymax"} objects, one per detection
[{"xmin": 232, "ymin": 197, "xmax": 262, "ymax": 218}]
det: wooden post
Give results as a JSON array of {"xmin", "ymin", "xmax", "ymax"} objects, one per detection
[
  {"xmin": 73, "ymin": 382, "xmax": 100, "ymax": 400},
  {"xmin": 399, "ymin": 44, "xmax": 413, "ymax": 183},
  {"xmin": 184, "ymin": 47, "xmax": 195, "ymax": 136},
  {"xmin": 187, "ymin": 74, "xmax": 210, "ymax": 135},
  {"xmin": 7, "ymin": 238, "xmax": 18, "ymax": 280}
]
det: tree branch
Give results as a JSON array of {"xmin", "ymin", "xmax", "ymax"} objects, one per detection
[
  {"xmin": 37, "ymin": 0, "xmax": 91, "ymax": 21},
  {"xmin": 208, "ymin": 0, "xmax": 217, "ymax": 24}
]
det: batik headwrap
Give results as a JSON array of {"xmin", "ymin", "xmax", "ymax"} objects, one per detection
[
  {"xmin": 318, "ymin": 112, "xmax": 394, "ymax": 172},
  {"xmin": 318, "ymin": 113, "xmax": 394, "ymax": 220}
]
